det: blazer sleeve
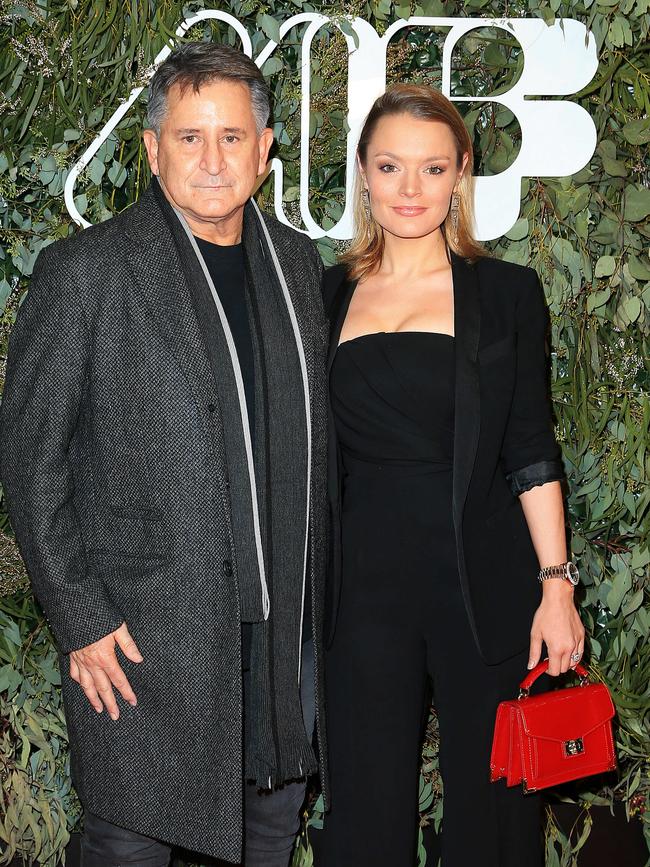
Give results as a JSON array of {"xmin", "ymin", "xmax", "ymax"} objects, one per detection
[
  {"xmin": 0, "ymin": 246, "xmax": 124, "ymax": 653},
  {"xmin": 501, "ymin": 269, "xmax": 565, "ymax": 496}
]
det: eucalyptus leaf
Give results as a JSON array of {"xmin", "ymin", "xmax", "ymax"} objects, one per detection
[
  {"xmin": 259, "ymin": 13, "xmax": 281, "ymax": 43},
  {"xmin": 594, "ymin": 255, "xmax": 616, "ymax": 278},
  {"xmin": 622, "ymin": 117, "xmax": 650, "ymax": 145},
  {"xmin": 628, "ymin": 255, "xmax": 650, "ymax": 281},
  {"xmin": 86, "ymin": 107, "xmax": 104, "ymax": 127},
  {"xmin": 623, "ymin": 186, "xmax": 650, "ymax": 222},
  {"xmin": 262, "ymin": 56, "xmax": 284, "ymax": 76},
  {"xmin": 505, "ymin": 217, "xmax": 528, "ymax": 241},
  {"xmin": 107, "ymin": 161, "xmax": 127, "ymax": 187},
  {"xmin": 87, "ymin": 158, "xmax": 105, "ymax": 186}
]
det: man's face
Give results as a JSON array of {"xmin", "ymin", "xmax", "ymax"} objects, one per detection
[{"xmin": 143, "ymin": 79, "xmax": 273, "ymax": 240}]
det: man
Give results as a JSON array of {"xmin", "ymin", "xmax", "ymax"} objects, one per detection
[{"xmin": 0, "ymin": 42, "xmax": 328, "ymax": 866}]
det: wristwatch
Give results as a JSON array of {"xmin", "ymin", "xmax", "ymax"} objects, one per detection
[{"xmin": 537, "ymin": 561, "xmax": 580, "ymax": 586}]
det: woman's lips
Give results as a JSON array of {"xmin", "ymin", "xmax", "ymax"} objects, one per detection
[{"xmin": 392, "ymin": 206, "xmax": 427, "ymax": 216}]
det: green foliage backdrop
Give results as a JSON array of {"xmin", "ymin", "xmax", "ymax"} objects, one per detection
[{"xmin": 0, "ymin": 1, "xmax": 648, "ymax": 865}]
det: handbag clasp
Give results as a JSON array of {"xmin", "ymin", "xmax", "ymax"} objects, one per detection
[{"xmin": 564, "ymin": 738, "xmax": 584, "ymax": 756}]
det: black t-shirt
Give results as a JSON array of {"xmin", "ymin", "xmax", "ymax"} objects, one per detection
[{"xmin": 194, "ymin": 237, "xmax": 255, "ymax": 433}]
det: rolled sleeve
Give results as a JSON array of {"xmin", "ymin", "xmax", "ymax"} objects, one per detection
[{"xmin": 506, "ymin": 459, "xmax": 565, "ymax": 496}]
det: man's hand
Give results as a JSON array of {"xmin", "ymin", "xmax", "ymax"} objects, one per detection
[
  {"xmin": 69, "ymin": 622, "xmax": 143, "ymax": 720},
  {"xmin": 528, "ymin": 581, "xmax": 585, "ymax": 676}
]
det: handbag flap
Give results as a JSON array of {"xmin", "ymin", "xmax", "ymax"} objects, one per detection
[{"xmin": 517, "ymin": 683, "xmax": 615, "ymax": 742}]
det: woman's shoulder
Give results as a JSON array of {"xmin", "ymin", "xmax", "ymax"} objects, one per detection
[{"xmin": 473, "ymin": 253, "xmax": 538, "ymax": 287}]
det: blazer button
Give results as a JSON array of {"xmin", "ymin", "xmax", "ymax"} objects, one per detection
[
  {"xmin": 223, "ymin": 559, "xmax": 233, "ymax": 577},
  {"xmin": 208, "ymin": 403, "xmax": 216, "ymax": 413}
]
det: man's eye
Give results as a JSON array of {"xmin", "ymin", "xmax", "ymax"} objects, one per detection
[
  {"xmin": 183, "ymin": 135, "xmax": 197, "ymax": 143},
  {"xmin": 224, "ymin": 135, "xmax": 239, "ymax": 144}
]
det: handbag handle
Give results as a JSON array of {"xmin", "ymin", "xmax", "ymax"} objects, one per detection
[{"xmin": 518, "ymin": 659, "xmax": 589, "ymax": 698}]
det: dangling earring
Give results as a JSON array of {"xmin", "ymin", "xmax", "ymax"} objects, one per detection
[
  {"xmin": 362, "ymin": 187, "xmax": 371, "ymax": 219},
  {"xmin": 450, "ymin": 191, "xmax": 460, "ymax": 245}
]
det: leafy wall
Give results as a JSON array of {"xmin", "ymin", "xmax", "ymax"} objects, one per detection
[{"xmin": 0, "ymin": 1, "xmax": 648, "ymax": 865}]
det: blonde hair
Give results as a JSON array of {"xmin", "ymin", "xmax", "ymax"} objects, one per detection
[{"xmin": 341, "ymin": 84, "xmax": 486, "ymax": 281}]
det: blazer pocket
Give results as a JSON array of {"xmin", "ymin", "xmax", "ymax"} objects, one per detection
[
  {"xmin": 478, "ymin": 334, "xmax": 516, "ymax": 365},
  {"xmin": 103, "ymin": 505, "xmax": 171, "ymax": 562}
]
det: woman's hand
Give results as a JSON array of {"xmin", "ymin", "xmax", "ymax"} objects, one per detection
[{"xmin": 528, "ymin": 581, "xmax": 585, "ymax": 675}]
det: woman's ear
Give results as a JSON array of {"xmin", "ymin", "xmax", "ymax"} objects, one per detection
[
  {"xmin": 455, "ymin": 151, "xmax": 470, "ymax": 191},
  {"xmin": 356, "ymin": 154, "xmax": 367, "ymax": 190}
]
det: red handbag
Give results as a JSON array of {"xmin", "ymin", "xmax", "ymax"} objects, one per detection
[{"xmin": 490, "ymin": 660, "xmax": 617, "ymax": 793}]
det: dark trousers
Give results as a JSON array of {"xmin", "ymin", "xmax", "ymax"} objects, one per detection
[
  {"xmin": 80, "ymin": 640, "xmax": 316, "ymax": 867},
  {"xmin": 310, "ymin": 472, "xmax": 543, "ymax": 867}
]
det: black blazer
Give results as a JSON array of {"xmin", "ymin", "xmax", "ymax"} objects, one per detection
[{"xmin": 323, "ymin": 253, "xmax": 565, "ymax": 666}]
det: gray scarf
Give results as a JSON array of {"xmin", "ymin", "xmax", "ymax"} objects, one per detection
[{"xmin": 153, "ymin": 181, "xmax": 316, "ymax": 786}]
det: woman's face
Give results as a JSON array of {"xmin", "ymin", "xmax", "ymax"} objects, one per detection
[{"xmin": 361, "ymin": 112, "xmax": 468, "ymax": 242}]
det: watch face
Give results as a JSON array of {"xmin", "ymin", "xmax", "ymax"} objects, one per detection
[{"xmin": 567, "ymin": 562, "xmax": 580, "ymax": 585}]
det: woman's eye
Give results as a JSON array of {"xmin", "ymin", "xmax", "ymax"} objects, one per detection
[
  {"xmin": 425, "ymin": 165, "xmax": 443, "ymax": 174},
  {"xmin": 379, "ymin": 163, "xmax": 397, "ymax": 173}
]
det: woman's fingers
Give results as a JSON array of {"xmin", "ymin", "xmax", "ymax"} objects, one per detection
[{"xmin": 528, "ymin": 633, "xmax": 543, "ymax": 670}]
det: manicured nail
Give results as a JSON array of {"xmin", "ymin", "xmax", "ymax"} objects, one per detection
[
  {"xmin": 129, "ymin": 699, "xmax": 137, "ymax": 707},
  {"xmin": 110, "ymin": 712, "xmax": 118, "ymax": 721}
]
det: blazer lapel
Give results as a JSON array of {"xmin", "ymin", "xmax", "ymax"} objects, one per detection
[
  {"xmin": 123, "ymin": 188, "xmax": 219, "ymax": 424},
  {"xmin": 327, "ymin": 276, "xmax": 358, "ymax": 374},
  {"xmin": 451, "ymin": 252, "xmax": 481, "ymax": 522},
  {"xmin": 451, "ymin": 252, "xmax": 482, "ymax": 647}
]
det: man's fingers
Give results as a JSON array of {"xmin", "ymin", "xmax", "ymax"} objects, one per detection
[
  {"xmin": 105, "ymin": 662, "xmax": 138, "ymax": 707},
  {"xmin": 114, "ymin": 623, "xmax": 143, "ymax": 664},
  {"xmin": 77, "ymin": 666, "xmax": 104, "ymax": 714},
  {"xmin": 69, "ymin": 626, "xmax": 140, "ymax": 716},
  {"xmin": 92, "ymin": 668, "xmax": 120, "ymax": 720}
]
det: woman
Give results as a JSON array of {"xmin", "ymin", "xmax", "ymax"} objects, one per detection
[{"xmin": 313, "ymin": 85, "xmax": 585, "ymax": 866}]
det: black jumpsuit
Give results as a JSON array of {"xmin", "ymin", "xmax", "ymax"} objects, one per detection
[{"xmin": 315, "ymin": 331, "xmax": 542, "ymax": 866}]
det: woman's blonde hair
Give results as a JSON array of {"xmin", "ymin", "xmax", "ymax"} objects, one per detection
[{"xmin": 340, "ymin": 84, "xmax": 486, "ymax": 281}]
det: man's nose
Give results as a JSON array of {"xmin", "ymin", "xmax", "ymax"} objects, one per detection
[{"xmin": 200, "ymin": 141, "xmax": 227, "ymax": 176}]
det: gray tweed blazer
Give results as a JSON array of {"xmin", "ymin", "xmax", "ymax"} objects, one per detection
[{"xmin": 0, "ymin": 185, "xmax": 329, "ymax": 861}]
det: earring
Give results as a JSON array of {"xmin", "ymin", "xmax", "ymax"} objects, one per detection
[
  {"xmin": 362, "ymin": 187, "xmax": 371, "ymax": 219},
  {"xmin": 450, "ymin": 191, "xmax": 460, "ymax": 245}
]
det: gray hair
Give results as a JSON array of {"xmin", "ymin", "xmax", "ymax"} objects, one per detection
[{"xmin": 147, "ymin": 41, "xmax": 271, "ymax": 136}]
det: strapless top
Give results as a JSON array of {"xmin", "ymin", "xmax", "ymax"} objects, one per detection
[{"xmin": 330, "ymin": 331, "xmax": 455, "ymax": 471}]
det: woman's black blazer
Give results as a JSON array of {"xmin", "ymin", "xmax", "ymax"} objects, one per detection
[{"xmin": 323, "ymin": 252, "xmax": 565, "ymax": 666}]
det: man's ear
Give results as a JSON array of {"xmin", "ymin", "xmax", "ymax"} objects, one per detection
[
  {"xmin": 257, "ymin": 127, "xmax": 274, "ymax": 173},
  {"xmin": 142, "ymin": 129, "xmax": 160, "ymax": 176}
]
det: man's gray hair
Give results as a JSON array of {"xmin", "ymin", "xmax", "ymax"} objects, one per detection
[{"xmin": 147, "ymin": 41, "xmax": 271, "ymax": 136}]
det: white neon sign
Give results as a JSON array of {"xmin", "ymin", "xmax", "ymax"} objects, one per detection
[{"xmin": 64, "ymin": 12, "xmax": 598, "ymax": 241}]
